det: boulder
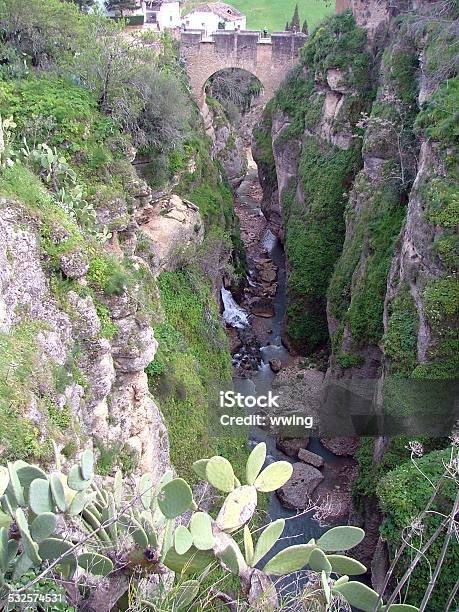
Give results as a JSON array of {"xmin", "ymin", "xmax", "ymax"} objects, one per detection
[
  {"xmin": 276, "ymin": 437, "xmax": 309, "ymax": 458},
  {"xmin": 269, "ymin": 359, "xmax": 282, "ymax": 373},
  {"xmin": 298, "ymin": 448, "xmax": 324, "ymax": 469},
  {"xmin": 252, "ymin": 300, "xmax": 275, "ymax": 318},
  {"xmin": 276, "ymin": 462, "xmax": 324, "ymax": 510},
  {"xmin": 320, "ymin": 437, "xmax": 360, "ymax": 456},
  {"xmin": 60, "ymin": 250, "xmax": 89, "ymax": 279},
  {"xmin": 259, "ymin": 268, "xmax": 277, "ymax": 283}
]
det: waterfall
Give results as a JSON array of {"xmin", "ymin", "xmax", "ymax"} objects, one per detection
[{"xmin": 221, "ymin": 286, "xmax": 249, "ymax": 329}]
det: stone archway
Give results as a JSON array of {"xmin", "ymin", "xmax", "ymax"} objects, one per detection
[{"xmin": 180, "ymin": 30, "xmax": 307, "ymax": 107}]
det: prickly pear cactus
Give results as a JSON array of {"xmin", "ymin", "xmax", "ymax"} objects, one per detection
[{"xmin": 0, "ymin": 442, "xmax": 419, "ymax": 612}]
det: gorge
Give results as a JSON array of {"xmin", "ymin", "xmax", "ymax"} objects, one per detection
[{"xmin": 0, "ymin": 0, "xmax": 457, "ymax": 609}]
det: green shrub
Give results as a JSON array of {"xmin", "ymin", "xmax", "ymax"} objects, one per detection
[
  {"xmin": 300, "ymin": 10, "xmax": 371, "ymax": 91},
  {"xmin": 411, "ymin": 276, "xmax": 459, "ymax": 379},
  {"xmin": 377, "ymin": 448, "xmax": 459, "ymax": 610},
  {"xmin": 283, "ymin": 137, "xmax": 359, "ymax": 351},
  {"xmin": 384, "ymin": 288, "xmax": 419, "ymax": 376},
  {"xmin": 415, "ymin": 76, "xmax": 459, "ymax": 150}
]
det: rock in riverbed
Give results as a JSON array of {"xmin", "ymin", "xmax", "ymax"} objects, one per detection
[
  {"xmin": 269, "ymin": 359, "xmax": 282, "ymax": 373},
  {"xmin": 320, "ymin": 437, "xmax": 360, "ymax": 456},
  {"xmin": 277, "ymin": 462, "xmax": 324, "ymax": 509},
  {"xmin": 298, "ymin": 448, "xmax": 324, "ymax": 469},
  {"xmin": 276, "ymin": 437, "xmax": 310, "ymax": 458}
]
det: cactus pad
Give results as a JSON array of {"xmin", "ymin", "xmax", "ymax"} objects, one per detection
[
  {"xmin": 174, "ymin": 525, "xmax": 193, "ymax": 555},
  {"xmin": 29, "ymin": 479, "xmax": 54, "ymax": 514},
  {"xmin": 317, "ymin": 525, "xmax": 365, "ymax": 552},
  {"xmin": 192, "ymin": 459, "xmax": 209, "ymax": 480},
  {"xmin": 243, "ymin": 525, "xmax": 254, "ymax": 566},
  {"xmin": 308, "ymin": 548, "xmax": 332, "ymax": 573},
  {"xmin": 246, "ymin": 443, "xmax": 266, "ymax": 485},
  {"xmin": 263, "ymin": 543, "xmax": 315, "ymax": 576},
  {"xmin": 327, "ymin": 554, "xmax": 366, "ymax": 575},
  {"xmin": 190, "ymin": 512, "xmax": 214, "ymax": 550},
  {"xmin": 157, "ymin": 478, "xmax": 193, "ymax": 519},
  {"xmin": 252, "ymin": 518, "xmax": 285, "ymax": 566},
  {"xmin": 16, "ymin": 465, "xmax": 48, "ymax": 492},
  {"xmin": 333, "ymin": 581, "xmax": 382, "ymax": 612},
  {"xmin": 67, "ymin": 465, "xmax": 91, "ymax": 491},
  {"xmin": 216, "ymin": 485, "xmax": 257, "ymax": 533},
  {"xmin": 69, "ymin": 490, "xmax": 94, "ymax": 516},
  {"xmin": 30, "ymin": 513, "xmax": 57, "ymax": 543},
  {"xmin": 205, "ymin": 457, "xmax": 235, "ymax": 493},
  {"xmin": 80, "ymin": 450, "xmax": 94, "ymax": 480},
  {"xmin": 254, "ymin": 461, "xmax": 293, "ymax": 492},
  {"xmin": 0, "ymin": 467, "xmax": 9, "ymax": 497},
  {"xmin": 174, "ymin": 580, "xmax": 200, "ymax": 610},
  {"xmin": 49, "ymin": 474, "xmax": 67, "ymax": 512},
  {"xmin": 164, "ymin": 546, "xmax": 213, "ymax": 574},
  {"xmin": 139, "ymin": 474, "xmax": 153, "ymax": 510},
  {"xmin": 78, "ymin": 552, "xmax": 113, "ymax": 576}
]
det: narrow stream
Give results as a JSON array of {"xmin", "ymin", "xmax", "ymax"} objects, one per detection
[{"xmin": 228, "ymin": 164, "xmax": 348, "ymax": 599}]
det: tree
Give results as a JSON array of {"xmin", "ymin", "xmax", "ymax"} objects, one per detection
[
  {"xmin": 290, "ymin": 3, "xmax": 300, "ymax": 32},
  {"xmin": 302, "ymin": 18, "xmax": 309, "ymax": 35},
  {"xmin": 285, "ymin": 21, "xmax": 290, "ymax": 31},
  {"xmin": 65, "ymin": 0, "xmax": 95, "ymax": 12},
  {"xmin": 104, "ymin": 0, "xmax": 139, "ymax": 17}
]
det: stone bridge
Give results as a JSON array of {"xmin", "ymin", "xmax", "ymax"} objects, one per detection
[{"xmin": 180, "ymin": 30, "xmax": 307, "ymax": 106}]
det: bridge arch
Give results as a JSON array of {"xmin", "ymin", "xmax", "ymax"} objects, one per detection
[{"xmin": 180, "ymin": 30, "xmax": 307, "ymax": 107}]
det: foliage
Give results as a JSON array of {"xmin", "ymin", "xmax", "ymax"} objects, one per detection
[
  {"xmin": 352, "ymin": 437, "xmax": 446, "ymax": 507},
  {"xmin": 411, "ymin": 276, "xmax": 459, "ymax": 379},
  {"xmin": 104, "ymin": 0, "xmax": 138, "ymax": 16},
  {"xmin": 384, "ymin": 288, "xmax": 419, "ymax": 377},
  {"xmin": 283, "ymin": 137, "xmax": 359, "ymax": 351},
  {"xmin": 415, "ymin": 76, "xmax": 459, "ymax": 149},
  {"xmin": 147, "ymin": 269, "xmax": 237, "ymax": 482},
  {"xmin": 0, "ymin": 444, "xmax": 412, "ymax": 612},
  {"xmin": 0, "ymin": 324, "xmax": 56, "ymax": 463},
  {"xmin": 0, "ymin": 0, "xmax": 86, "ymax": 68},
  {"xmin": 207, "ymin": 68, "xmax": 263, "ymax": 117},
  {"xmin": 300, "ymin": 10, "xmax": 372, "ymax": 91},
  {"xmin": 377, "ymin": 448, "xmax": 459, "ymax": 610}
]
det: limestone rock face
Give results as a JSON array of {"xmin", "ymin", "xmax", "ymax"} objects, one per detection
[
  {"xmin": 137, "ymin": 194, "xmax": 204, "ymax": 274},
  {"xmin": 0, "ymin": 198, "xmax": 170, "ymax": 480},
  {"xmin": 203, "ymin": 99, "xmax": 248, "ymax": 189},
  {"xmin": 276, "ymin": 462, "xmax": 324, "ymax": 509}
]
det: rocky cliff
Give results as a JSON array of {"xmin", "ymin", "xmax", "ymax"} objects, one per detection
[
  {"xmin": 253, "ymin": 3, "xmax": 458, "ymax": 604},
  {"xmin": 254, "ymin": 1, "xmax": 458, "ymax": 385},
  {"xmin": 0, "ymin": 61, "xmax": 241, "ymax": 484}
]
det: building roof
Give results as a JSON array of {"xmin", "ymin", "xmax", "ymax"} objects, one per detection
[{"xmin": 187, "ymin": 2, "xmax": 244, "ymax": 22}]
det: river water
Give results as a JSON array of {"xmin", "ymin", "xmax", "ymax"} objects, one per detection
[{"xmin": 226, "ymin": 164, "xmax": 349, "ymax": 600}]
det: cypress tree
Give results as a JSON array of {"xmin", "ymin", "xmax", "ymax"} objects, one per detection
[
  {"xmin": 302, "ymin": 19, "xmax": 308, "ymax": 35},
  {"xmin": 290, "ymin": 4, "xmax": 300, "ymax": 32}
]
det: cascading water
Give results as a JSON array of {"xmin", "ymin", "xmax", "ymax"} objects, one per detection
[{"xmin": 221, "ymin": 286, "xmax": 249, "ymax": 329}]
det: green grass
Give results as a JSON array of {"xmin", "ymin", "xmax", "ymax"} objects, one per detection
[{"xmin": 183, "ymin": 0, "xmax": 333, "ymax": 33}]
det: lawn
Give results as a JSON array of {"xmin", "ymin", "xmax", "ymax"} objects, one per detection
[{"xmin": 182, "ymin": 1, "xmax": 334, "ymax": 33}]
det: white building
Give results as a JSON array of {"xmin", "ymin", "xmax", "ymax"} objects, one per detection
[
  {"xmin": 182, "ymin": 2, "xmax": 246, "ymax": 38},
  {"xmin": 102, "ymin": 1, "xmax": 181, "ymax": 30}
]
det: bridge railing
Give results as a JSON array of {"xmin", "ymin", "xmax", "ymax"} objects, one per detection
[{"xmin": 180, "ymin": 29, "xmax": 307, "ymax": 58}]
